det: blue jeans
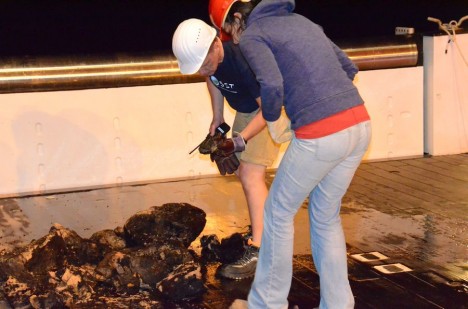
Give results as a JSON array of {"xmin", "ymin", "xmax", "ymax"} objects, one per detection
[{"xmin": 248, "ymin": 121, "xmax": 371, "ymax": 309}]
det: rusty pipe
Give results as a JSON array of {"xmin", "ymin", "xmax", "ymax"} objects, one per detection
[{"xmin": 0, "ymin": 37, "xmax": 419, "ymax": 94}]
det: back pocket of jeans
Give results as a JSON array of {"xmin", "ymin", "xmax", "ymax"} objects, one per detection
[{"xmin": 315, "ymin": 130, "xmax": 350, "ymax": 162}]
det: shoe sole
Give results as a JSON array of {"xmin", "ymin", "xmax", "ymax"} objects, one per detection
[
  {"xmin": 218, "ymin": 270, "xmax": 255, "ymax": 280},
  {"xmin": 222, "ymin": 273, "xmax": 254, "ymax": 280}
]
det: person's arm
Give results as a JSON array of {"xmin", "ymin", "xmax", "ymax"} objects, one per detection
[
  {"xmin": 239, "ymin": 37, "xmax": 284, "ymax": 123},
  {"xmin": 206, "ymin": 77, "xmax": 225, "ymax": 135},
  {"xmin": 330, "ymin": 40, "xmax": 359, "ymax": 80},
  {"xmin": 238, "ymin": 97, "xmax": 266, "ymax": 141}
]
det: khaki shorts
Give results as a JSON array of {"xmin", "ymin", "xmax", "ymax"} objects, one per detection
[{"xmin": 233, "ymin": 109, "xmax": 281, "ymax": 167}]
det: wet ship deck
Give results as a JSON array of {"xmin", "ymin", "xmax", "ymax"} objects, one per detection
[{"xmin": 1, "ymin": 153, "xmax": 467, "ymax": 308}]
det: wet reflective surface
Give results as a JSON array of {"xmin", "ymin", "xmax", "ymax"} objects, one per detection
[{"xmin": 1, "ymin": 154, "xmax": 467, "ymax": 308}]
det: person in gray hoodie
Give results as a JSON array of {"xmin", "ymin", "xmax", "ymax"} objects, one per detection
[{"xmin": 213, "ymin": 0, "xmax": 372, "ymax": 308}]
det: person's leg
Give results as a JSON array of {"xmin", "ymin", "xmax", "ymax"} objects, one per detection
[
  {"xmin": 248, "ymin": 137, "xmax": 333, "ymax": 309},
  {"xmin": 238, "ymin": 162, "xmax": 267, "ymax": 246},
  {"xmin": 237, "ymin": 111, "xmax": 280, "ymax": 246},
  {"xmin": 248, "ymin": 121, "xmax": 371, "ymax": 309},
  {"xmin": 309, "ymin": 121, "xmax": 371, "ymax": 309},
  {"xmin": 218, "ymin": 161, "xmax": 267, "ymax": 279},
  {"xmin": 219, "ymin": 110, "xmax": 280, "ymax": 279}
]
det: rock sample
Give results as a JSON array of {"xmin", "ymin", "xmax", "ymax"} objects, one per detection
[
  {"xmin": 124, "ymin": 202, "xmax": 206, "ymax": 248},
  {"xmin": 0, "ymin": 203, "xmax": 207, "ymax": 308},
  {"xmin": 201, "ymin": 232, "xmax": 247, "ymax": 264}
]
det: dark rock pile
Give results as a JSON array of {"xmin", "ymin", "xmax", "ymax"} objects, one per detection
[
  {"xmin": 0, "ymin": 203, "xmax": 209, "ymax": 308},
  {"xmin": 200, "ymin": 232, "xmax": 247, "ymax": 265}
]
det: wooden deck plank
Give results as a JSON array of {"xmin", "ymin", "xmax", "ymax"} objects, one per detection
[
  {"xmin": 403, "ymin": 158, "xmax": 468, "ymax": 181},
  {"xmin": 354, "ymin": 169, "xmax": 448, "ymax": 203},
  {"xmin": 358, "ymin": 165, "xmax": 466, "ymax": 202},
  {"xmin": 366, "ymin": 161, "xmax": 467, "ymax": 196},
  {"xmin": 427, "ymin": 160, "xmax": 468, "ymax": 174},
  {"xmin": 431, "ymin": 154, "xmax": 468, "ymax": 165},
  {"xmin": 349, "ymin": 156, "xmax": 467, "ymax": 217},
  {"xmin": 346, "ymin": 180, "xmax": 420, "ymax": 211}
]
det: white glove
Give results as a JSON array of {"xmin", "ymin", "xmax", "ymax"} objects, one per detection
[{"xmin": 266, "ymin": 111, "xmax": 293, "ymax": 143}]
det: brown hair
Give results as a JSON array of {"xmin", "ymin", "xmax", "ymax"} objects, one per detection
[{"xmin": 225, "ymin": 0, "xmax": 261, "ymax": 30}]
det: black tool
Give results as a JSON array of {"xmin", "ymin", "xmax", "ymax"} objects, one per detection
[{"xmin": 189, "ymin": 122, "xmax": 230, "ymax": 155}]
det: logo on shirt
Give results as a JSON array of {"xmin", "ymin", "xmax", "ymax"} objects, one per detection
[{"xmin": 211, "ymin": 76, "xmax": 237, "ymax": 94}]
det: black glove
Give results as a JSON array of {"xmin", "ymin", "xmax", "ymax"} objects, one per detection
[{"xmin": 210, "ymin": 153, "xmax": 240, "ymax": 175}]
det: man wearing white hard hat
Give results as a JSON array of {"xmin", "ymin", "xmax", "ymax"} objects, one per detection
[{"xmin": 172, "ymin": 16, "xmax": 287, "ymax": 280}]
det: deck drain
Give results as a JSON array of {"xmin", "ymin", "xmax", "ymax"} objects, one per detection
[
  {"xmin": 351, "ymin": 252, "xmax": 389, "ymax": 262},
  {"xmin": 374, "ymin": 263, "xmax": 412, "ymax": 274}
]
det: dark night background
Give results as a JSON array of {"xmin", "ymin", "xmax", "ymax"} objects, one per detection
[{"xmin": 0, "ymin": 0, "xmax": 466, "ymax": 57}]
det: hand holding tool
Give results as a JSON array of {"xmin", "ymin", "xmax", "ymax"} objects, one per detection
[{"xmin": 189, "ymin": 122, "xmax": 230, "ymax": 155}]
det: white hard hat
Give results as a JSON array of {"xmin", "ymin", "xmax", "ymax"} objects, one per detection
[{"xmin": 172, "ymin": 18, "xmax": 217, "ymax": 75}]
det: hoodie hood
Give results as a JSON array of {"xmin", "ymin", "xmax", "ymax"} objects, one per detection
[{"xmin": 247, "ymin": 0, "xmax": 295, "ymax": 26}]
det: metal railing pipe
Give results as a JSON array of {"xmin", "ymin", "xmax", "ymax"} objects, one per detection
[{"xmin": 0, "ymin": 37, "xmax": 419, "ymax": 94}]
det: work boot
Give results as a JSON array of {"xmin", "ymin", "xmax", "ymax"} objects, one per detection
[{"xmin": 218, "ymin": 240, "xmax": 259, "ymax": 280}]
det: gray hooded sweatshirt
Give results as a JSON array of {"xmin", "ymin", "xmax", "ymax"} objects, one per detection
[{"xmin": 239, "ymin": 0, "xmax": 364, "ymax": 130}]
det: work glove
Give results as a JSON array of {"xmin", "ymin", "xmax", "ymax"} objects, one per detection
[
  {"xmin": 189, "ymin": 122, "xmax": 230, "ymax": 155},
  {"xmin": 210, "ymin": 152, "xmax": 240, "ymax": 175},
  {"xmin": 198, "ymin": 133, "xmax": 225, "ymax": 154},
  {"xmin": 215, "ymin": 133, "xmax": 246, "ymax": 157}
]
